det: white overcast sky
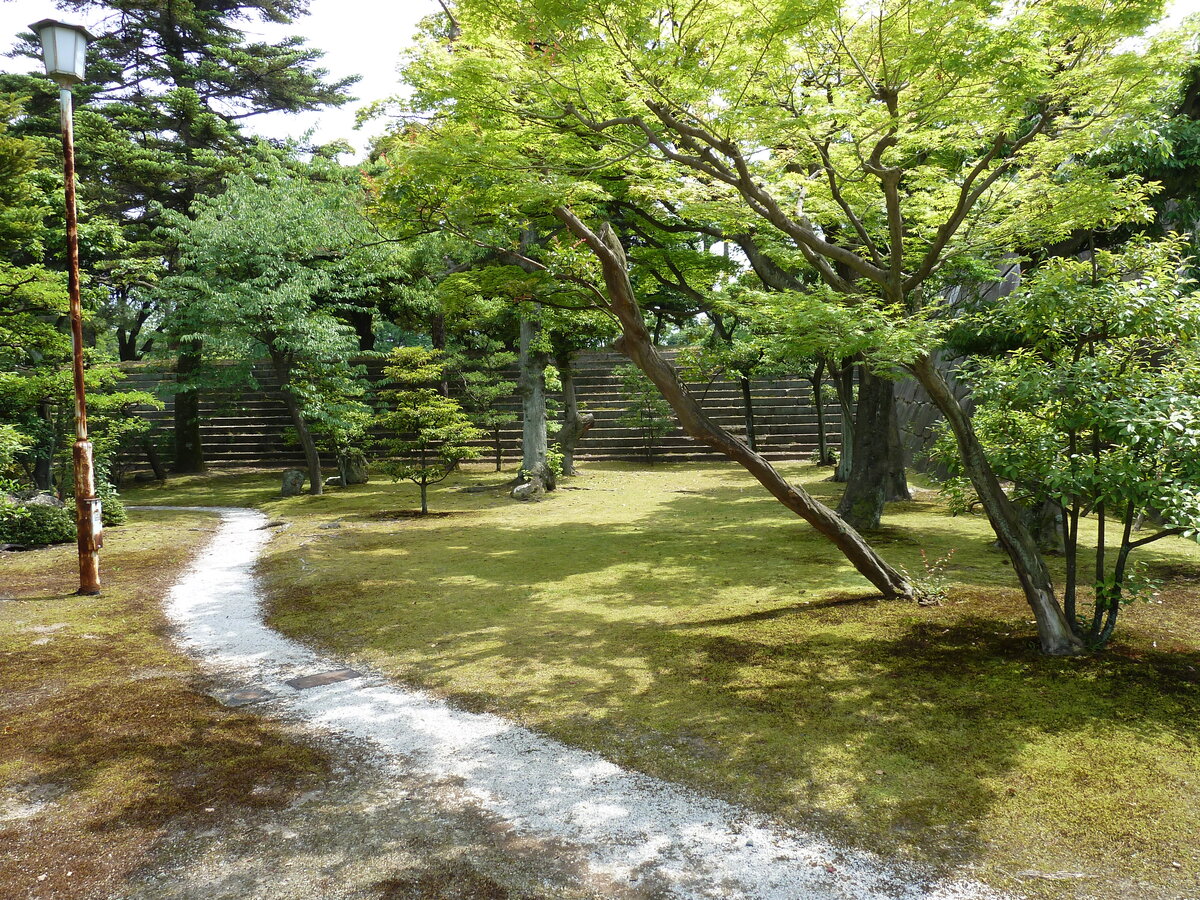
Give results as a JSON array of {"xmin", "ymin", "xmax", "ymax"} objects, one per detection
[
  {"xmin": 1, "ymin": 0, "xmax": 1199, "ymax": 159},
  {"xmin": 0, "ymin": 0, "xmax": 437, "ymax": 156}
]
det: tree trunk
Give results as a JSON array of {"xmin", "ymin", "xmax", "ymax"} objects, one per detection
[
  {"xmin": 172, "ymin": 341, "xmax": 205, "ymax": 473},
  {"xmin": 430, "ymin": 314, "xmax": 450, "ymax": 397},
  {"xmin": 143, "ymin": 438, "xmax": 167, "ymax": 481},
  {"xmin": 909, "ymin": 354, "xmax": 1083, "ymax": 654},
  {"xmin": 739, "ymin": 376, "xmax": 757, "ymax": 452},
  {"xmin": 556, "ymin": 353, "xmax": 594, "ymax": 476},
  {"xmin": 810, "ymin": 359, "xmax": 832, "ymax": 467},
  {"xmin": 32, "ymin": 401, "xmax": 54, "ymax": 491},
  {"xmin": 556, "ymin": 209, "xmax": 912, "ymax": 600},
  {"xmin": 518, "ymin": 314, "xmax": 555, "ymax": 491},
  {"xmin": 837, "ymin": 368, "xmax": 910, "ymax": 530},
  {"xmin": 348, "ymin": 309, "xmax": 375, "ymax": 352},
  {"xmin": 271, "ymin": 353, "xmax": 322, "ymax": 496},
  {"xmin": 830, "ymin": 359, "xmax": 855, "ymax": 482},
  {"xmin": 494, "ymin": 428, "xmax": 503, "ymax": 472}
]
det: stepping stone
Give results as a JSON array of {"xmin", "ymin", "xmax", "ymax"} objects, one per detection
[
  {"xmin": 216, "ymin": 687, "xmax": 275, "ymax": 707},
  {"xmin": 285, "ymin": 668, "xmax": 362, "ymax": 690}
]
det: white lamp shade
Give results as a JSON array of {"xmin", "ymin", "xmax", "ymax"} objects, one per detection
[{"xmin": 30, "ymin": 20, "xmax": 94, "ymax": 85}]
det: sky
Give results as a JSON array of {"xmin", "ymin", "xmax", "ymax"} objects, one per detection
[
  {"xmin": 1, "ymin": 0, "xmax": 1200, "ymax": 159},
  {"xmin": 0, "ymin": 0, "xmax": 438, "ymax": 156}
]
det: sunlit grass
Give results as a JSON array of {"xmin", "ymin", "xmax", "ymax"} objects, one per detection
[{"xmin": 125, "ymin": 461, "xmax": 1200, "ymax": 897}]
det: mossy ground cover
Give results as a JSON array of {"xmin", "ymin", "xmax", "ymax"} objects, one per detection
[
  {"xmin": 125, "ymin": 462, "xmax": 1200, "ymax": 898},
  {"xmin": 0, "ymin": 509, "xmax": 328, "ymax": 899}
]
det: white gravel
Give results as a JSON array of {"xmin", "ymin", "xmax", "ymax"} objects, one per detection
[{"xmin": 143, "ymin": 505, "xmax": 1013, "ymax": 900}]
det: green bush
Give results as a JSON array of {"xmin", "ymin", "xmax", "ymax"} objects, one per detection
[
  {"xmin": 0, "ymin": 501, "xmax": 76, "ymax": 545},
  {"xmin": 97, "ymin": 480, "xmax": 128, "ymax": 526}
]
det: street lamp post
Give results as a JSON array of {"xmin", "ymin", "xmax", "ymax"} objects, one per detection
[{"xmin": 31, "ymin": 19, "xmax": 101, "ymax": 595}]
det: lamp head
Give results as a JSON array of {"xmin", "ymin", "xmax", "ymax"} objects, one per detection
[{"xmin": 30, "ymin": 19, "xmax": 95, "ymax": 87}]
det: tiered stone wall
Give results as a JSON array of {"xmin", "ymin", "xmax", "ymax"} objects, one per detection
[
  {"xmin": 118, "ymin": 350, "xmax": 843, "ymax": 471},
  {"xmin": 892, "ymin": 354, "xmax": 973, "ymax": 475}
]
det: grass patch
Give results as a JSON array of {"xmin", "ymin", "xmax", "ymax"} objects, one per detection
[
  {"xmin": 0, "ymin": 509, "xmax": 328, "ymax": 898},
  {"xmin": 124, "ymin": 462, "xmax": 1200, "ymax": 898}
]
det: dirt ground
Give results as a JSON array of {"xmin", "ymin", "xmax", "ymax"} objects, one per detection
[{"xmin": 123, "ymin": 728, "xmax": 657, "ymax": 900}]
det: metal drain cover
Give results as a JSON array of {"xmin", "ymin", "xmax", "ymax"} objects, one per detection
[{"xmin": 285, "ymin": 668, "xmax": 363, "ymax": 690}]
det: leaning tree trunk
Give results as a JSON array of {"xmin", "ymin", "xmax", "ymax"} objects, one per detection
[
  {"xmin": 271, "ymin": 352, "xmax": 322, "ymax": 496},
  {"xmin": 518, "ymin": 314, "xmax": 555, "ymax": 492},
  {"xmin": 556, "ymin": 353, "xmax": 594, "ymax": 475},
  {"xmin": 909, "ymin": 354, "xmax": 1083, "ymax": 654},
  {"xmin": 837, "ymin": 368, "xmax": 910, "ymax": 530},
  {"xmin": 556, "ymin": 208, "xmax": 912, "ymax": 600},
  {"xmin": 172, "ymin": 341, "xmax": 205, "ymax": 473}
]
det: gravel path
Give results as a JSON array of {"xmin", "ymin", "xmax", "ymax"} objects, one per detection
[{"xmin": 142, "ymin": 505, "xmax": 1011, "ymax": 900}]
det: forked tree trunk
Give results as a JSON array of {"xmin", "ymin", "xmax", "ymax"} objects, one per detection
[
  {"xmin": 172, "ymin": 341, "xmax": 205, "ymax": 473},
  {"xmin": 271, "ymin": 352, "xmax": 322, "ymax": 496},
  {"xmin": 556, "ymin": 353, "xmax": 594, "ymax": 475},
  {"xmin": 556, "ymin": 208, "xmax": 912, "ymax": 600},
  {"xmin": 518, "ymin": 315, "xmax": 555, "ymax": 491},
  {"xmin": 909, "ymin": 354, "xmax": 1083, "ymax": 654},
  {"xmin": 837, "ymin": 368, "xmax": 910, "ymax": 530}
]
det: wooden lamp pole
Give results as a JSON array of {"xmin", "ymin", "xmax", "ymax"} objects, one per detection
[{"xmin": 32, "ymin": 19, "xmax": 101, "ymax": 595}]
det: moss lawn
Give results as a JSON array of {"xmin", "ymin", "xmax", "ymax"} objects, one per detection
[{"xmin": 123, "ymin": 462, "xmax": 1200, "ymax": 899}]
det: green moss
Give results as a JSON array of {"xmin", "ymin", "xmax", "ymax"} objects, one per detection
[
  {"xmin": 133, "ymin": 462, "xmax": 1200, "ymax": 897},
  {"xmin": 0, "ymin": 510, "xmax": 328, "ymax": 898}
]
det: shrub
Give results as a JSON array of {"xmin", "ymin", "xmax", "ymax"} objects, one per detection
[
  {"xmin": 97, "ymin": 480, "xmax": 128, "ymax": 526},
  {"xmin": 0, "ymin": 501, "xmax": 76, "ymax": 546}
]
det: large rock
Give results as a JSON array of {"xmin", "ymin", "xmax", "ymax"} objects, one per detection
[
  {"xmin": 324, "ymin": 475, "xmax": 345, "ymax": 488},
  {"xmin": 339, "ymin": 454, "xmax": 370, "ymax": 485},
  {"xmin": 510, "ymin": 478, "xmax": 546, "ymax": 502},
  {"xmin": 17, "ymin": 491, "xmax": 65, "ymax": 508},
  {"xmin": 281, "ymin": 469, "xmax": 307, "ymax": 496}
]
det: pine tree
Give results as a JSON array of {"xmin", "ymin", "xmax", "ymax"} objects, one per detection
[{"xmin": 7, "ymin": 0, "xmax": 356, "ymax": 472}]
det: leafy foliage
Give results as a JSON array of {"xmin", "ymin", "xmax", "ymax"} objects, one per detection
[
  {"xmin": 0, "ymin": 500, "xmax": 76, "ymax": 546},
  {"xmin": 933, "ymin": 237, "xmax": 1200, "ymax": 645},
  {"xmin": 375, "ymin": 347, "xmax": 482, "ymax": 513},
  {"xmin": 615, "ymin": 363, "xmax": 674, "ymax": 464},
  {"xmin": 161, "ymin": 165, "xmax": 378, "ymax": 441}
]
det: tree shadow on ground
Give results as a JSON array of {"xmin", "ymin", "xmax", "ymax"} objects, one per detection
[{"xmin": 269, "ymin": 484, "xmax": 1200, "ymax": 877}]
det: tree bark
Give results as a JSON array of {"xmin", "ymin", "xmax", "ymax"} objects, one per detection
[
  {"xmin": 271, "ymin": 352, "xmax": 323, "ymax": 496},
  {"xmin": 348, "ymin": 309, "xmax": 375, "ymax": 352},
  {"xmin": 837, "ymin": 368, "xmax": 910, "ymax": 530},
  {"xmin": 909, "ymin": 354, "xmax": 1083, "ymax": 654},
  {"xmin": 830, "ymin": 359, "xmax": 855, "ymax": 482},
  {"xmin": 143, "ymin": 438, "xmax": 167, "ymax": 482},
  {"xmin": 430, "ymin": 314, "xmax": 450, "ymax": 397},
  {"xmin": 556, "ymin": 208, "xmax": 912, "ymax": 600},
  {"xmin": 518, "ymin": 314, "xmax": 555, "ymax": 491},
  {"xmin": 172, "ymin": 341, "xmax": 205, "ymax": 473},
  {"xmin": 739, "ymin": 376, "xmax": 758, "ymax": 452},
  {"xmin": 556, "ymin": 353, "xmax": 594, "ymax": 475},
  {"xmin": 809, "ymin": 359, "xmax": 834, "ymax": 466}
]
